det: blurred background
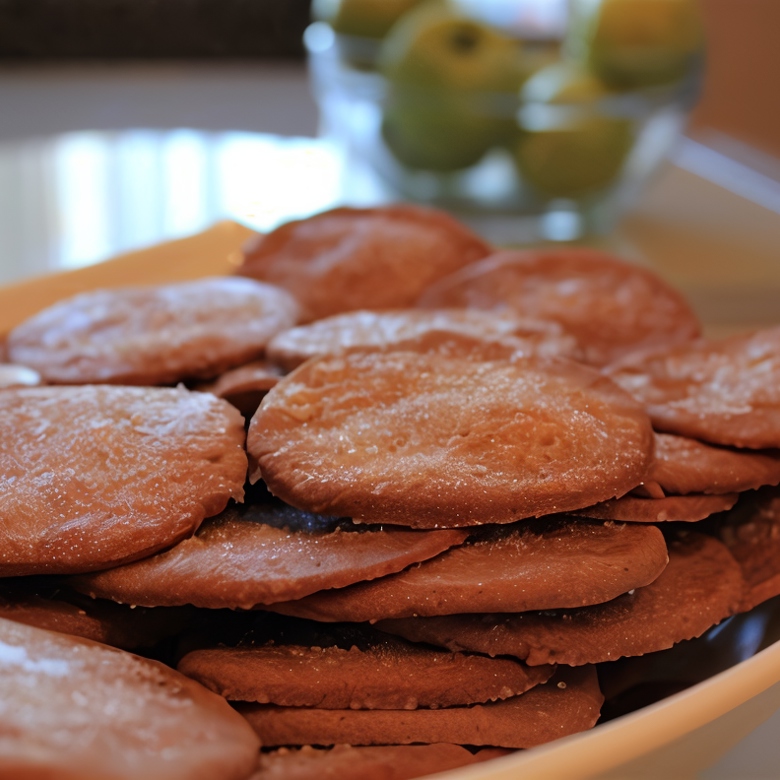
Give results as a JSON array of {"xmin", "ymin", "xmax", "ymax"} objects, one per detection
[
  {"xmin": 0, "ymin": 0, "xmax": 778, "ymax": 332},
  {"xmin": 0, "ymin": 0, "xmax": 777, "ymax": 155}
]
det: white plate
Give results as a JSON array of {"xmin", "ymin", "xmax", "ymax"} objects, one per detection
[{"xmin": 3, "ymin": 222, "xmax": 780, "ymax": 780}]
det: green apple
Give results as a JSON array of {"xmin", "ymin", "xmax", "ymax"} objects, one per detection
[
  {"xmin": 313, "ymin": 0, "xmax": 428, "ymax": 39},
  {"xmin": 567, "ymin": 0, "xmax": 705, "ymax": 89},
  {"xmin": 312, "ymin": 0, "xmax": 431, "ymax": 68},
  {"xmin": 378, "ymin": 3, "xmax": 553, "ymax": 172},
  {"xmin": 513, "ymin": 62, "xmax": 634, "ymax": 198}
]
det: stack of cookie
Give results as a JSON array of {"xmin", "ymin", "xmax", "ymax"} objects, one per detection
[{"xmin": 1, "ymin": 203, "xmax": 780, "ymax": 779}]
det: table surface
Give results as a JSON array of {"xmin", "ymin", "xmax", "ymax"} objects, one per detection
[{"xmin": 1, "ymin": 61, "xmax": 780, "ymax": 779}]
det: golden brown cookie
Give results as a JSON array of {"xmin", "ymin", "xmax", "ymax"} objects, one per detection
[
  {"xmin": 178, "ymin": 630, "xmax": 552, "ymax": 709},
  {"xmin": 7, "ymin": 276, "xmax": 299, "ymax": 385},
  {"xmin": 607, "ymin": 327, "xmax": 780, "ymax": 449},
  {"xmin": 638, "ymin": 433, "xmax": 780, "ymax": 496},
  {"xmin": 266, "ymin": 519, "xmax": 668, "ymax": 622},
  {"xmin": 416, "ymin": 248, "xmax": 701, "ymax": 366},
  {"xmin": 236, "ymin": 665, "xmax": 602, "ymax": 749},
  {"xmin": 573, "ymin": 493, "xmax": 739, "ymax": 523},
  {"xmin": 238, "ymin": 205, "xmax": 491, "ymax": 321},
  {"xmin": 0, "ymin": 385, "xmax": 247, "ymax": 576},
  {"xmin": 378, "ymin": 532, "xmax": 743, "ymax": 666},
  {"xmin": 0, "ymin": 579, "xmax": 193, "ymax": 650},
  {"xmin": 266, "ymin": 309, "xmax": 580, "ymax": 371},
  {"xmin": 0, "ymin": 617, "xmax": 260, "ymax": 780},
  {"xmin": 251, "ymin": 744, "xmax": 510, "ymax": 780},
  {"xmin": 248, "ymin": 350, "xmax": 654, "ymax": 527},
  {"xmin": 71, "ymin": 503, "xmax": 467, "ymax": 609}
]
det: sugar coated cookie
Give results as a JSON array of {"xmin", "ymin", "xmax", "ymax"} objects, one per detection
[
  {"xmin": 266, "ymin": 309, "xmax": 580, "ymax": 371},
  {"xmin": 0, "ymin": 617, "xmax": 260, "ymax": 780},
  {"xmin": 72, "ymin": 502, "xmax": 466, "ymax": 609},
  {"xmin": 236, "ymin": 665, "xmax": 602, "ymax": 749},
  {"xmin": 642, "ymin": 433, "xmax": 780, "ymax": 496},
  {"xmin": 378, "ymin": 532, "xmax": 743, "ymax": 665},
  {"xmin": 267, "ymin": 519, "xmax": 668, "ymax": 622},
  {"xmin": 607, "ymin": 327, "xmax": 780, "ymax": 449},
  {"xmin": 238, "ymin": 205, "xmax": 491, "ymax": 321},
  {"xmin": 417, "ymin": 248, "xmax": 701, "ymax": 366},
  {"xmin": 574, "ymin": 493, "xmax": 739, "ymax": 523},
  {"xmin": 0, "ymin": 385, "xmax": 246, "ymax": 575},
  {"xmin": 249, "ymin": 350, "xmax": 654, "ymax": 527},
  {"xmin": 179, "ymin": 632, "xmax": 552, "ymax": 709},
  {"xmin": 7, "ymin": 276, "xmax": 299, "ymax": 385}
]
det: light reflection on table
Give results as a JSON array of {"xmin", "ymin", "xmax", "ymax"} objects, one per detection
[
  {"xmin": 3, "ymin": 126, "xmax": 780, "ymax": 340},
  {"xmin": 0, "ymin": 130, "xmax": 382, "ymax": 283}
]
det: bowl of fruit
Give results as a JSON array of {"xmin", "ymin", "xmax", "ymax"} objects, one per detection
[{"xmin": 305, "ymin": 0, "xmax": 705, "ymax": 241}]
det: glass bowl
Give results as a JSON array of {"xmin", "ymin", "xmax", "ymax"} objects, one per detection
[{"xmin": 304, "ymin": 21, "xmax": 703, "ymax": 243}]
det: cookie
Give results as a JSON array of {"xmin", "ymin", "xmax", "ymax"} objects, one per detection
[
  {"xmin": 378, "ymin": 532, "xmax": 743, "ymax": 666},
  {"xmin": 196, "ymin": 360, "xmax": 285, "ymax": 416},
  {"xmin": 7, "ymin": 276, "xmax": 299, "ymax": 385},
  {"xmin": 248, "ymin": 350, "xmax": 654, "ymax": 527},
  {"xmin": 266, "ymin": 519, "xmax": 668, "ymax": 622},
  {"xmin": 416, "ymin": 248, "xmax": 701, "ymax": 366},
  {"xmin": 71, "ymin": 502, "xmax": 467, "ymax": 609},
  {"xmin": 238, "ymin": 205, "xmax": 491, "ymax": 321},
  {"xmin": 0, "ymin": 578, "xmax": 193, "ymax": 650},
  {"xmin": 178, "ymin": 629, "xmax": 552, "ymax": 709},
  {"xmin": 573, "ymin": 493, "xmax": 739, "ymax": 523},
  {"xmin": 0, "ymin": 617, "xmax": 260, "ymax": 780},
  {"xmin": 638, "ymin": 433, "xmax": 780, "ymax": 496},
  {"xmin": 607, "ymin": 327, "xmax": 780, "ymax": 449},
  {"xmin": 252, "ymin": 744, "xmax": 509, "ymax": 780},
  {"xmin": 0, "ymin": 385, "xmax": 247, "ymax": 576},
  {"xmin": 236, "ymin": 665, "xmax": 602, "ymax": 749},
  {"xmin": 266, "ymin": 309, "xmax": 580, "ymax": 371},
  {"xmin": 712, "ymin": 487, "xmax": 780, "ymax": 612}
]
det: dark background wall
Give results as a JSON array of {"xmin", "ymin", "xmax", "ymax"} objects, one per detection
[{"xmin": 0, "ymin": 0, "xmax": 311, "ymax": 58}]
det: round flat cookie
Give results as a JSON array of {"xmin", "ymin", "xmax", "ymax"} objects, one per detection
[
  {"xmin": 0, "ymin": 617, "xmax": 260, "ymax": 780},
  {"xmin": 267, "ymin": 519, "xmax": 668, "ymax": 622},
  {"xmin": 252, "ymin": 744, "xmax": 509, "ymax": 780},
  {"xmin": 713, "ymin": 487, "xmax": 780, "ymax": 612},
  {"xmin": 607, "ymin": 327, "xmax": 780, "ymax": 449},
  {"xmin": 266, "ymin": 309, "xmax": 581, "ymax": 371},
  {"xmin": 378, "ymin": 532, "xmax": 743, "ymax": 666},
  {"xmin": 0, "ymin": 385, "xmax": 247, "ymax": 576},
  {"xmin": 71, "ymin": 502, "xmax": 467, "ymax": 609},
  {"xmin": 416, "ymin": 248, "xmax": 701, "ymax": 366},
  {"xmin": 573, "ymin": 493, "xmax": 739, "ymax": 523},
  {"xmin": 249, "ymin": 350, "xmax": 654, "ymax": 527},
  {"xmin": 236, "ymin": 665, "xmax": 602, "ymax": 749},
  {"xmin": 238, "ymin": 205, "xmax": 491, "ymax": 321},
  {"xmin": 0, "ymin": 579, "xmax": 193, "ymax": 650},
  {"xmin": 178, "ymin": 634, "xmax": 552, "ymax": 709},
  {"xmin": 642, "ymin": 433, "xmax": 780, "ymax": 496},
  {"xmin": 7, "ymin": 276, "xmax": 300, "ymax": 385}
]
